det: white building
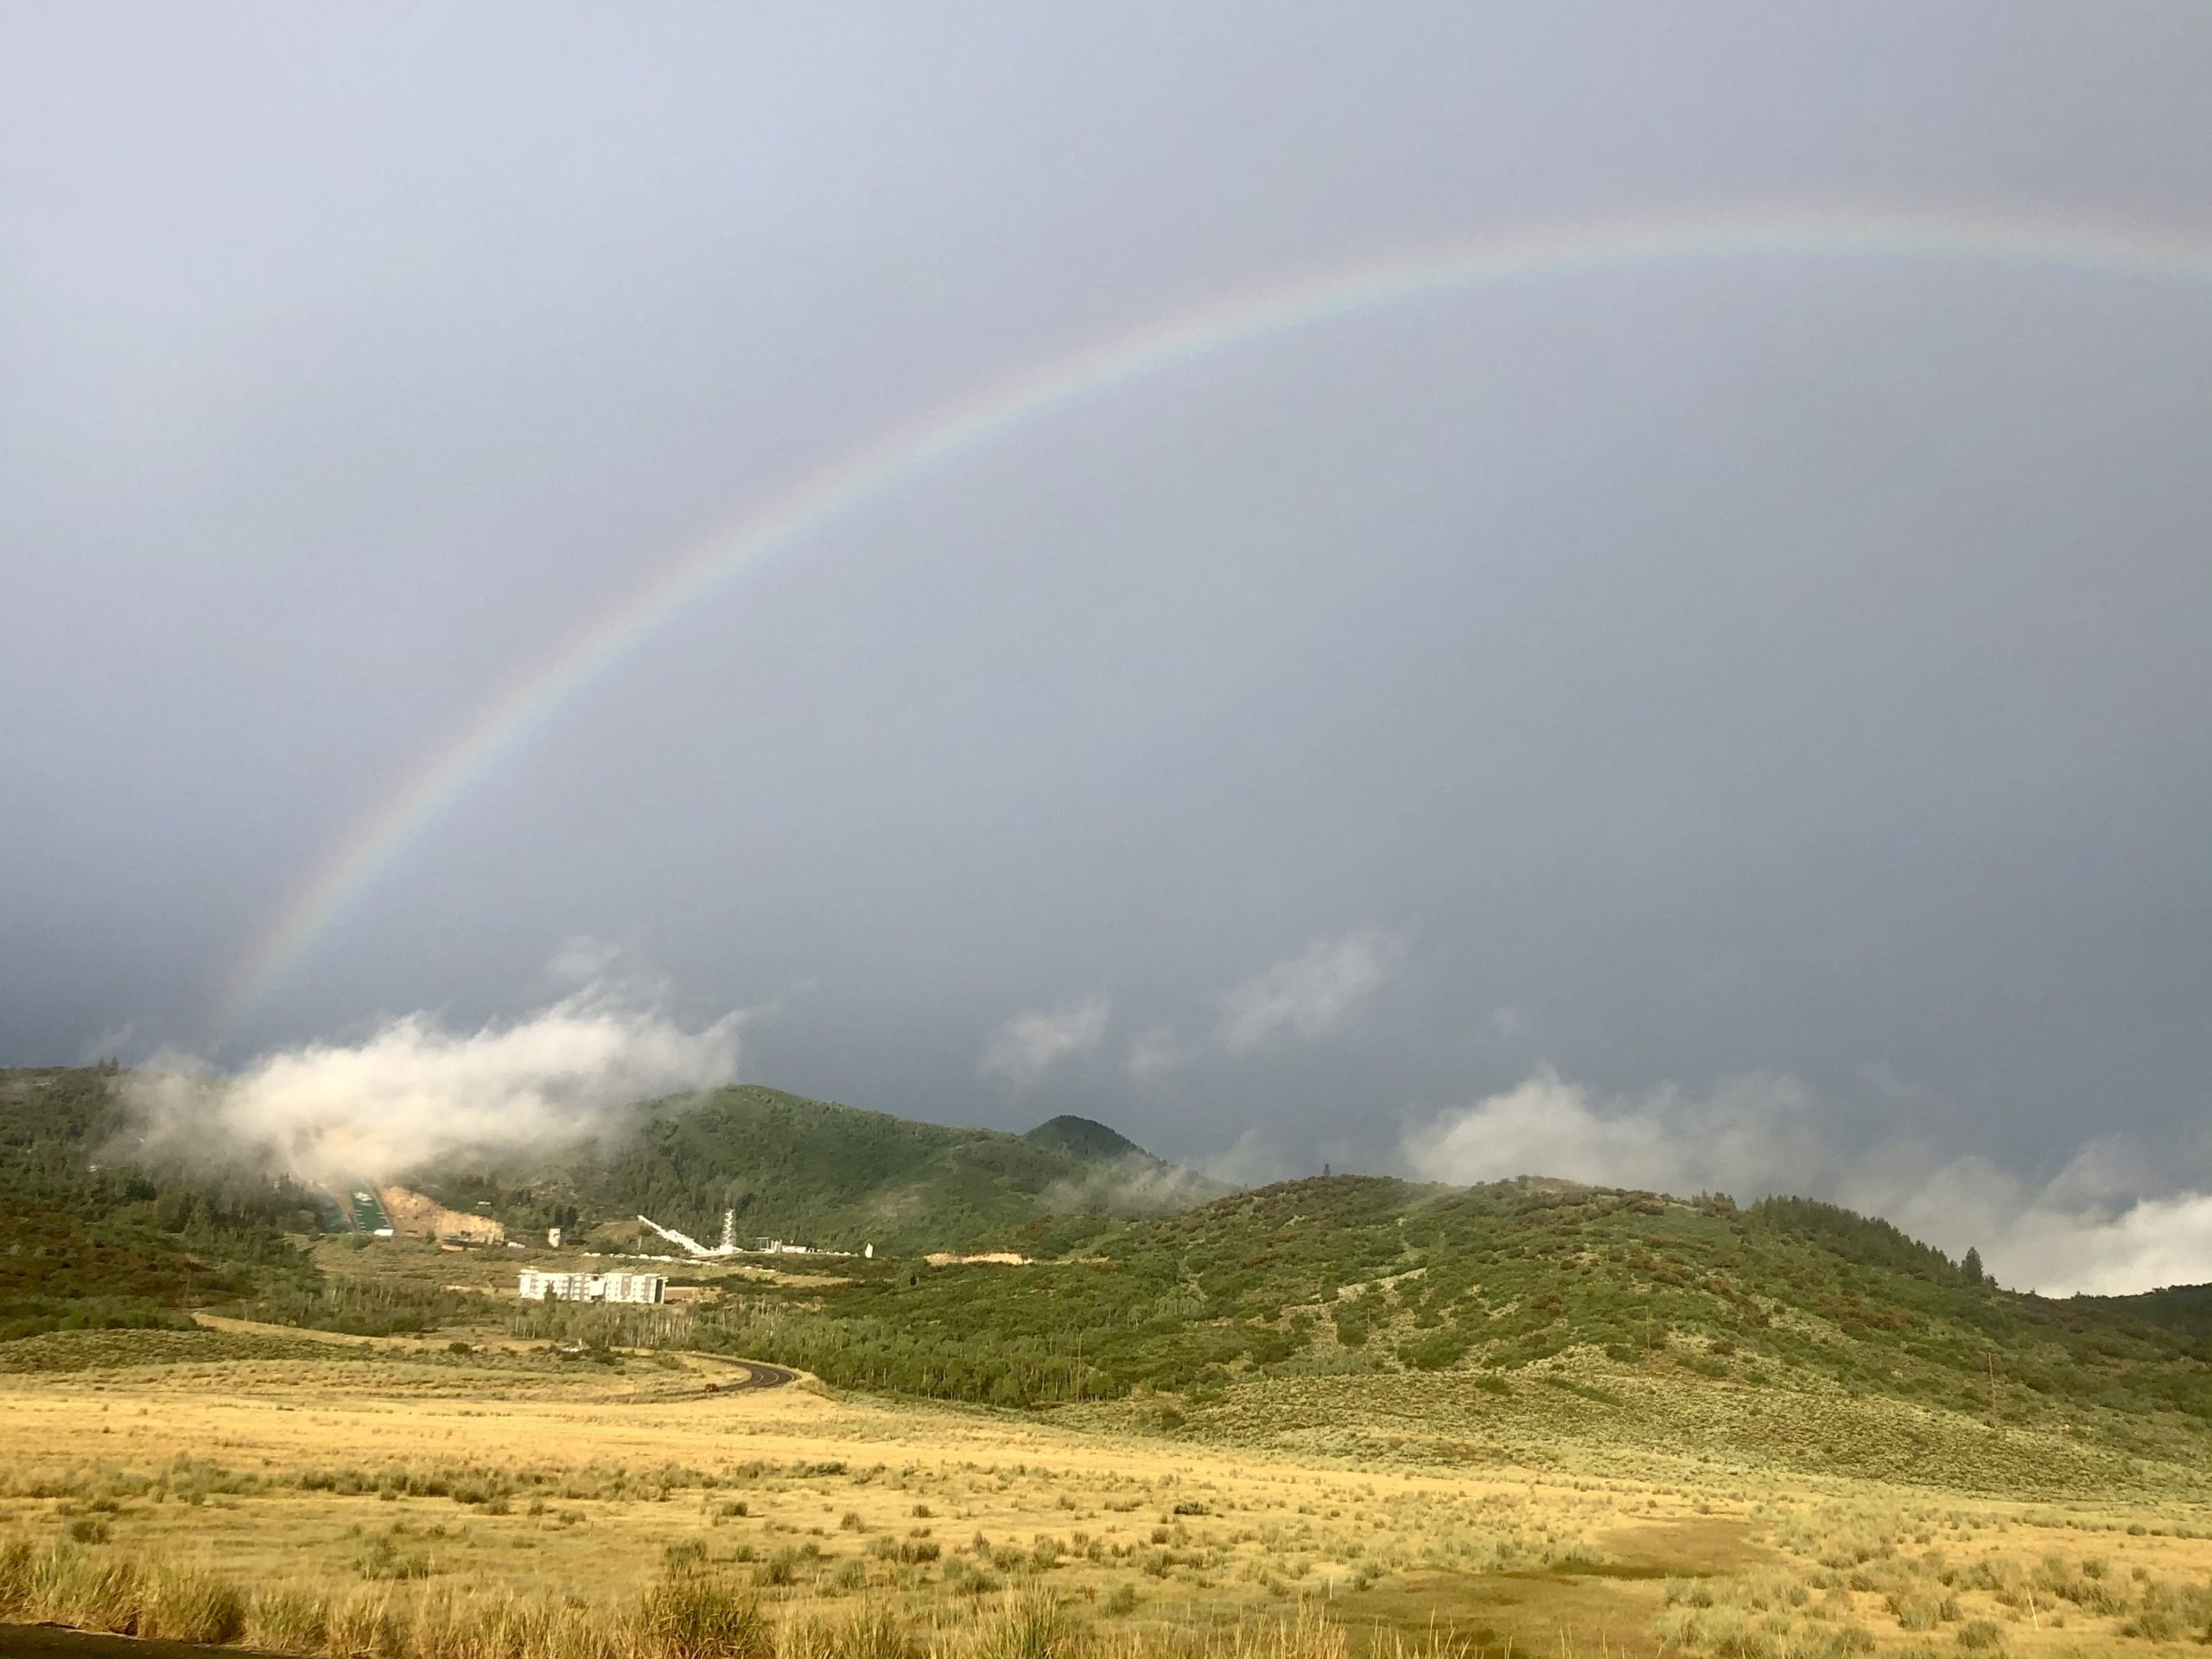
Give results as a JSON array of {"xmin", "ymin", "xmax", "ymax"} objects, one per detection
[{"xmin": 518, "ymin": 1268, "xmax": 664, "ymax": 1305}]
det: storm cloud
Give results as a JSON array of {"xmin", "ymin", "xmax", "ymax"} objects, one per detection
[{"xmin": 3, "ymin": 6, "xmax": 2209, "ymax": 1292}]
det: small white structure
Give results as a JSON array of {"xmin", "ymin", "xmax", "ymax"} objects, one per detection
[
  {"xmin": 636, "ymin": 1210, "xmax": 744, "ymax": 1258},
  {"xmin": 518, "ymin": 1268, "xmax": 664, "ymax": 1305},
  {"xmin": 546, "ymin": 1226, "xmax": 563, "ymax": 1249}
]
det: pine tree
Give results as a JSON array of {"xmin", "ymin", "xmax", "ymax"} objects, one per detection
[{"xmin": 1961, "ymin": 1246, "xmax": 1985, "ymax": 1287}]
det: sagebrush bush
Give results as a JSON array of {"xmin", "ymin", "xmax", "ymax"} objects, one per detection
[
  {"xmin": 836, "ymin": 1600, "xmax": 917, "ymax": 1659},
  {"xmin": 974, "ymin": 1588, "xmax": 1071, "ymax": 1659},
  {"xmin": 245, "ymin": 1587, "xmax": 330, "ymax": 1654},
  {"xmin": 29, "ymin": 1544, "xmax": 142, "ymax": 1633},
  {"xmin": 142, "ymin": 1563, "xmax": 245, "ymax": 1644},
  {"xmin": 639, "ymin": 1562, "xmax": 771, "ymax": 1659},
  {"xmin": 0, "ymin": 1537, "xmax": 34, "ymax": 1619},
  {"xmin": 322, "ymin": 1586, "xmax": 384, "ymax": 1656}
]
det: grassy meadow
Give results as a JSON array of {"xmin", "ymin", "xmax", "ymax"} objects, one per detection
[
  {"xmin": 4, "ymin": 1321, "xmax": 2212, "ymax": 1658},
  {"xmin": 10, "ymin": 1069, "xmax": 2212, "ymax": 1656}
]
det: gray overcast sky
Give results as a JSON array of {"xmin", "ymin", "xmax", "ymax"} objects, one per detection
[{"xmin": 3, "ymin": 5, "xmax": 2210, "ymax": 1255}]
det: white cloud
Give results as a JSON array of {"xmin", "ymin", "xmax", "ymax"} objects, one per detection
[
  {"xmin": 127, "ymin": 989, "xmax": 743, "ymax": 1185},
  {"xmin": 1043, "ymin": 1153, "xmax": 1218, "ymax": 1216},
  {"xmin": 1125, "ymin": 1025, "xmax": 1187, "ymax": 1084},
  {"xmin": 1858, "ymin": 1153, "xmax": 2212, "ymax": 1299},
  {"xmin": 979, "ymin": 995, "xmax": 1110, "ymax": 1088},
  {"xmin": 1401, "ymin": 1066, "xmax": 1828, "ymax": 1198},
  {"xmin": 1199, "ymin": 1128, "xmax": 1298, "ymax": 1189},
  {"xmin": 1400, "ymin": 1067, "xmax": 2212, "ymax": 1297},
  {"xmin": 1220, "ymin": 928, "xmax": 1403, "ymax": 1054}
]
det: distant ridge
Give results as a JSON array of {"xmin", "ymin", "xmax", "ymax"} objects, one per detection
[
  {"xmin": 1023, "ymin": 1115, "xmax": 1146, "ymax": 1161},
  {"xmin": 8, "ymin": 1063, "xmax": 2212, "ymax": 1483},
  {"xmin": 413, "ymin": 1084, "xmax": 1219, "ymax": 1255}
]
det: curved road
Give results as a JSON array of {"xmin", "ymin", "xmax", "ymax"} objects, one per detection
[
  {"xmin": 723, "ymin": 1359, "xmax": 798, "ymax": 1389},
  {"xmin": 619, "ymin": 1354, "xmax": 799, "ymax": 1401}
]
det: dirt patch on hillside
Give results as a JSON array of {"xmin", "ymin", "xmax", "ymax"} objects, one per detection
[{"xmin": 379, "ymin": 1185, "xmax": 505, "ymax": 1243}]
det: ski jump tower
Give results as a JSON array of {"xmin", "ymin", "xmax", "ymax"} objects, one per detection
[{"xmin": 635, "ymin": 1209, "xmax": 741, "ymax": 1258}]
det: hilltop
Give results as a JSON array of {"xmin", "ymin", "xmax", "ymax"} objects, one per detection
[
  {"xmin": 8, "ymin": 1064, "xmax": 2212, "ymax": 1497},
  {"xmin": 671, "ymin": 1172, "xmax": 2212, "ymax": 1491},
  {"xmin": 0, "ymin": 1069, "xmax": 1221, "ymax": 1336},
  {"xmin": 1023, "ymin": 1114, "xmax": 1148, "ymax": 1160},
  {"xmin": 411, "ymin": 1084, "xmax": 1223, "ymax": 1256},
  {"xmin": 0, "ymin": 1067, "xmax": 322, "ymax": 1341}
]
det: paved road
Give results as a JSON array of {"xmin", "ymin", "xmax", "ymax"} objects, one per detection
[
  {"xmin": 723, "ymin": 1359, "xmax": 798, "ymax": 1389},
  {"xmin": 621, "ymin": 1355, "xmax": 798, "ymax": 1401}
]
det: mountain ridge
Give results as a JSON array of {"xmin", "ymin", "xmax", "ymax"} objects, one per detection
[
  {"xmin": 411, "ymin": 1083, "xmax": 1224, "ymax": 1255},
  {"xmin": 7, "ymin": 1062, "xmax": 2212, "ymax": 1484}
]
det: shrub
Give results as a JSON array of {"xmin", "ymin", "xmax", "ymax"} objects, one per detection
[
  {"xmin": 1955, "ymin": 1619, "xmax": 2006, "ymax": 1653},
  {"xmin": 639, "ymin": 1563, "xmax": 768, "ymax": 1659},
  {"xmin": 355, "ymin": 1532, "xmax": 432, "ymax": 1581},
  {"xmin": 868, "ymin": 1536, "xmax": 940, "ymax": 1565},
  {"xmin": 976, "ymin": 1588, "xmax": 1065, "ymax": 1659},
  {"xmin": 325, "ymin": 1585, "xmax": 399, "ymax": 1658},
  {"xmin": 245, "ymin": 1587, "xmax": 329, "ymax": 1653},
  {"xmin": 142, "ymin": 1564, "xmax": 245, "ymax": 1644},
  {"xmin": 28, "ymin": 1546, "xmax": 141, "ymax": 1633},
  {"xmin": 837, "ymin": 1601, "xmax": 916, "ymax": 1659},
  {"xmin": 1886, "ymin": 1590, "xmax": 1955, "ymax": 1631},
  {"xmin": 0, "ymin": 1538, "xmax": 33, "ymax": 1619},
  {"xmin": 943, "ymin": 1557, "xmax": 1001, "ymax": 1597}
]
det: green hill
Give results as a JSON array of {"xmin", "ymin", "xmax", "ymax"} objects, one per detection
[
  {"xmin": 0, "ymin": 1067, "xmax": 320, "ymax": 1340},
  {"xmin": 10, "ymin": 1064, "xmax": 2212, "ymax": 1494},
  {"xmin": 1023, "ymin": 1114, "xmax": 1146, "ymax": 1160},
  {"xmin": 0, "ymin": 1069, "xmax": 1217, "ymax": 1332},
  {"xmin": 2082, "ymin": 1281, "xmax": 2212, "ymax": 1343},
  {"xmin": 411, "ymin": 1084, "xmax": 1220, "ymax": 1256},
  {"xmin": 678, "ymin": 1173, "xmax": 2212, "ymax": 1491}
]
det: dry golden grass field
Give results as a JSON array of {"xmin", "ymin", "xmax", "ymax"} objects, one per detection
[{"xmin": 4, "ymin": 1319, "xmax": 2212, "ymax": 1659}]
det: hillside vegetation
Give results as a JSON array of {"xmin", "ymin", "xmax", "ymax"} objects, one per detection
[
  {"xmin": 8, "ymin": 1065, "xmax": 2212, "ymax": 1497},
  {"xmin": 415, "ymin": 1086, "xmax": 1220, "ymax": 1255},
  {"xmin": 0, "ymin": 1068, "xmax": 319, "ymax": 1340},
  {"xmin": 676, "ymin": 1175, "xmax": 2212, "ymax": 1452}
]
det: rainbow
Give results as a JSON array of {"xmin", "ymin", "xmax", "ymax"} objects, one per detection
[{"xmin": 213, "ymin": 203, "xmax": 2212, "ymax": 1036}]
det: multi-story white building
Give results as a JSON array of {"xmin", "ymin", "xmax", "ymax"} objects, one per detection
[{"xmin": 518, "ymin": 1268, "xmax": 665, "ymax": 1305}]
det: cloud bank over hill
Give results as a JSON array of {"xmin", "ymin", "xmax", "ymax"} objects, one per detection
[
  {"xmin": 1401, "ymin": 1067, "xmax": 2212, "ymax": 1297},
  {"xmin": 979, "ymin": 995, "xmax": 1112, "ymax": 1088},
  {"xmin": 1219, "ymin": 929, "xmax": 1403, "ymax": 1054},
  {"xmin": 125, "ymin": 987, "xmax": 743, "ymax": 1185}
]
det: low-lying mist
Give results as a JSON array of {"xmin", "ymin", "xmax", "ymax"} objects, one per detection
[
  {"xmin": 1401, "ymin": 1066, "xmax": 2212, "ymax": 1298},
  {"xmin": 124, "ymin": 988, "xmax": 743, "ymax": 1187}
]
